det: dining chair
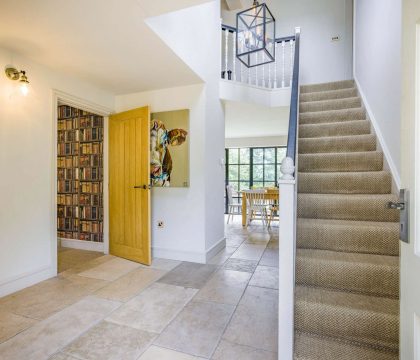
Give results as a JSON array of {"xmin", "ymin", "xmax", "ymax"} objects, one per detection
[
  {"xmin": 243, "ymin": 189, "xmax": 269, "ymax": 227},
  {"xmin": 226, "ymin": 184, "xmax": 242, "ymax": 224}
]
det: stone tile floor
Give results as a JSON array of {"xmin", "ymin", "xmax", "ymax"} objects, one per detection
[{"xmin": 0, "ymin": 218, "xmax": 278, "ymax": 359}]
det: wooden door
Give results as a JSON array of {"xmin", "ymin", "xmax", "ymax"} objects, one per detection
[{"xmin": 109, "ymin": 106, "xmax": 151, "ymax": 265}]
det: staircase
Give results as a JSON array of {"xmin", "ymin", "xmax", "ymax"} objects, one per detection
[{"xmin": 293, "ymin": 80, "xmax": 400, "ymax": 359}]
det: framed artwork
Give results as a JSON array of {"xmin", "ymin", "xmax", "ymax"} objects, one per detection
[{"xmin": 150, "ymin": 109, "xmax": 189, "ymax": 187}]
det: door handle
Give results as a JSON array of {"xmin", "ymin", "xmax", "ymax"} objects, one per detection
[
  {"xmin": 387, "ymin": 189, "xmax": 409, "ymax": 244},
  {"xmin": 134, "ymin": 185, "xmax": 151, "ymax": 190}
]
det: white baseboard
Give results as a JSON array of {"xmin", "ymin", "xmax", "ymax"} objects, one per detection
[
  {"xmin": 0, "ymin": 265, "xmax": 56, "ymax": 298},
  {"xmin": 60, "ymin": 238, "xmax": 104, "ymax": 252},
  {"xmin": 205, "ymin": 237, "xmax": 226, "ymax": 262},
  {"xmin": 152, "ymin": 237, "xmax": 226, "ymax": 264},
  {"xmin": 354, "ymin": 77, "xmax": 401, "ymax": 190}
]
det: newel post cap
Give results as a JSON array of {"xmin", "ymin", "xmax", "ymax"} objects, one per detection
[{"xmin": 280, "ymin": 157, "xmax": 295, "ymax": 180}]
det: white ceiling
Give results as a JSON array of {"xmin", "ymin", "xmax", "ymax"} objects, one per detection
[
  {"xmin": 224, "ymin": 100, "xmax": 289, "ymax": 138},
  {"xmin": 0, "ymin": 0, "xmax": 212, "ymax": 95}
]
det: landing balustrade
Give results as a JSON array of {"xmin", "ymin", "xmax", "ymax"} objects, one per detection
[{"xmin": 221, "ymin": 24, "xmax": 295, "ymax": 89}]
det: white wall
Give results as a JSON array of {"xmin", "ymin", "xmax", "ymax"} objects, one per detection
[
  {"xmin": 147, "ymin": 0, "xmax": 225, "ymax": 257},
  {"xmin": 225, "ymin": 136, "xmax": 287, "ymax": 148},
  {"xmin": 222, "ymin": 0, "xmax": 354, "ymax": 85},
  {"xmin": 354, "ymin": 0, "xmax": 401, "ymax": 184},
  {"xmin": 0, "ymin": 47, "xmax": 114, "ymax": 297}
]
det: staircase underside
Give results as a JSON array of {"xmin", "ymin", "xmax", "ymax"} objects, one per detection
[{"xmin": 294, "ymin": 80, "xmax": 400, "ymax": 359}]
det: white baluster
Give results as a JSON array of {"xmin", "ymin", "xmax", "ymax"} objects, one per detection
[
  {"xmin": 232, "ymin": 31, "xmax": 236, "ymax": 81},
  {"xmin": 274, "ymin": 42, "xmax": 278, "ymax": 88},
  {"xmin": 262, "ymin": 62, "xmax": 265, "ymax": 88},
  {"xmin": 290, "ymin": 39, "xmax": 294, "ymax": 87},
  {"xmin": 282, "ymin": 41, "xmax": 286, "ymax": 88},
  {"xmin": 255, "ymin": 53, "xmax": 258, "ymax": 86},
  {"xmin": 224, "ymin": 29, "xmax": 229, "ymax": 79},
  {"xmin": 268, "ymin": 61, "xmax": 272, "ymax": 88},
  {"xmin": 247, "ymin": 63, "xmax": 251, "ymax": 84}
]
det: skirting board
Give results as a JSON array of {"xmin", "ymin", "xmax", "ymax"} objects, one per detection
[
  {"xmin": 152, "ymin": 237, "xmax": 226, "ymax": 264},
  {"xmin": 60, "ymin": 238, "xmax": 104, "ymax": 252},
  {"xmin": 354, "ymin": 77, "xmax": 401, "ymax": 190},
  {"xmin": 0, "ymin": 265, "xmax": 56, "ymax": 298}
]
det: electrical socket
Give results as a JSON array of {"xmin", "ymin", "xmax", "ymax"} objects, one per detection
[{"xmin": 157, "ymin": 221, "xmax": 164, "ymax": 229}]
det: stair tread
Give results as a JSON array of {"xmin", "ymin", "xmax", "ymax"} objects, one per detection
[
  {"xmin": 299, "ymin": 120, "xmax": 370, "ymax": 138},
  {"xmin": 298, "ymin": 151, "xmax": 384, "ymax": 172},
  {"xmin": 298, "ymin": 171, "xmax": 392, "ymax": 194},
  {"xmin": 300, "ymin": 80, "xmax": 355, "ymax": 94},
  {"xmin": 300, "ymin": 87, "xmax": 358, "ymax": 103},
  {"xmin": 299, "ymin": 134, "xmax": 376, "ymax": 154},
  {"xmin": 295, "ymin": 285, "xmax": 398, "ymax": 316},
  {"xmin": 300, "ymin": 97, "xmax": 362, "ymax": 113},
  {"xmin": 297, "ymin": 248, "xmax": 399, "ymax": 269},
  {"xmin": 294, "ymin": 332, "xmax": 399, "ymax": 360},
  {"xmin": 297, "ymin": 218, "xmax": 399, "ymax": 231}
]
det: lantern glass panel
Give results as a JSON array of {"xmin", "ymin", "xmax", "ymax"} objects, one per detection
[{"xmin": 236, "ymin": 3, "xmax": 275, "ymax": 68}]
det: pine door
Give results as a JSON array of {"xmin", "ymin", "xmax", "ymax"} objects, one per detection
[{"xmin": 109, "ymin": 106, "xmax": 151, "ymax": 265}]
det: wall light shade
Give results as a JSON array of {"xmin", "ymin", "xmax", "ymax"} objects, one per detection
[
  {"xmin": 5, "ymin": 66, "xmax": 30, "ymax": 96},
  {"xmin": 236, "ymin": 1, "xmax": 275, "ymax": 68}
]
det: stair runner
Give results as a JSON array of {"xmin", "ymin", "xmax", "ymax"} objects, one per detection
[{"xmin": 294, "ymin": 80, "xmax": 400, "ymax": 360}]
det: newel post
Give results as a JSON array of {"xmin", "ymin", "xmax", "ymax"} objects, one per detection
[{"xmin": 277, "ymin": 158, "xmax": 297, "ymax": 360}]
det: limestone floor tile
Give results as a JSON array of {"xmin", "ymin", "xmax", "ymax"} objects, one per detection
[
  {"xmin": 194, "ymin": 270, "xmax": 251, "ymax": 305},
  {"xmin": 212, "ymin": 340, "xmax": 277, "ymax": 360},
  {"xmin": 94, "ymin": 267, "xmax": 166, "ymax": 302},
  {"xmin": 106, "ymin": 282, "xmax": 197, "ymax": 333},
  {"xmin": 157, "ymin": 262, "xmax": 217, "ymax": 289},
  {"xmin": 0, "ymin": 311, "xmax": 37, "ymax": 344},
  {"xmin": 249, "ymin": 265, "xmax": 279, "ymax": 289},
  {"xmin": 138, "ymin": 345, "xmax": 202, "ymax": 360},
  {"xmin": 230, "ymin": 243, "xmax": 267, "ymax": 261},
  {"xmin": 78, "ymin": 257, "xmax": 140, "ymax": 281},
  {"xmin": 208, "ymin": 247, "xmax": 237, "ymax": 265},
  {"xmin": 144, "ymin": 258, "xmax": 182, "ymax": 271},
  {"xmin": 266, "ymin": 240, "xmax": 279, "ymax": 250},
  {"xmin": 58, "ymin": 248, "xmax": 103, "ymax": 273},
  {"xmin": 259, "ymin": 248, "xmax": 279, "ymax": 267},
  {"xmin": 59, "ymin": 255, "xmax": 115, "ymax": 277},
  {"xmin": 155, "ymin": 300, "xmax": 235, "ymax": 358},
  {"xmin": 0, "ymin": 296, "xmax": 121, "ymax": 360},
  {"xmin": 0, "ymin": 276, "xmax": 108, "ymax": 320},
  {"xmin": 223, "ymin": 258, "xmax": 258, "ymax": 273},
  {"xmin": 222, "ymin": 286, "xmax": 278, "ymax": 352},
  {"xmin": 49, "ymin": 352, "xmax": 80, "ymax": 360},
  {"xmin": 244, "ymin": 232, "xmax": 271, "ymax": 245},
  {"xmin": 62, "ymin": 320, "xmax": 156, "ymax": 360},
  {"xmin": 225, "ymin": 236, "xmax": 245, "ymax": 248}
]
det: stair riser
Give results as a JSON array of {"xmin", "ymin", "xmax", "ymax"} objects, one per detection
[
  {"xmin": 299, "ymin": 121, "xmax": 370, "ymax": 138},
  {"xmin": 299, "ymin": 136, "xmax": 376, "ymax": 154},
  {"xmin": 298, "ymin": 152, "xmax": 383, "ymax": 172},
  {"xmin": 297, "ymin": 222, "xmax": 399, "ymax": 256},
  {"xmin": 295, "ymin": 302, "xmax": 399, "ymax": 351},
  {"xmin": 300, "ymin": 108, "xmax": 366, "ymax": 125},
  {"xmin": 296, "ymin": 257, "xmax": 399, "ymax": 298},
  {"xmin": 300, "ymin": 88, "xmax": 358, "ymax": 103},
  {"xmin": 301, "ymin": 80, "xmax": 355, "ymax": 93},
  {"xmin": 298, "ymin": 172, "xmax": 392, "ymax": 194},
  {"xmin": 297, "ymin": 195, "xmax": 400, "ymax": 222},
  {"xmin": 300, "ymin": 98, "xmax": 362, "ymax": 113}
]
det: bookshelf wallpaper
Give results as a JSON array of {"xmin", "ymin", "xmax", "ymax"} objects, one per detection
[{"xmin": 57, "ymin": 105, "xmax": 104, "ymax": 242}]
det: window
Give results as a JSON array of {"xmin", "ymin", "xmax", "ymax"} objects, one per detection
[{"xmin": 225, "ymin": 146, "xmax": 286, "ymax": 212}]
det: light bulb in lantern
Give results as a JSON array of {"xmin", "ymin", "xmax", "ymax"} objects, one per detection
[{"xmin": 19, "ymin": 71, "xmax": 29, "ymax": 96}]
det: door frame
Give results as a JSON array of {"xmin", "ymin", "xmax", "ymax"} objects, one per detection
[{"xmin": 51, "ymin": 90, "xmax": 113, "ymax": 274}]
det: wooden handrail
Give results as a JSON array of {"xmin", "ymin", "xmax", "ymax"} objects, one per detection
[{"xmin": 221, "ymin": 24, "xmax": 295, "ymax": 44}]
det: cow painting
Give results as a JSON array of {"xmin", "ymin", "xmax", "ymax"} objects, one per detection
[{"xmin": 150, "ymin": 119, "xmax": 188, "ymax": 187}]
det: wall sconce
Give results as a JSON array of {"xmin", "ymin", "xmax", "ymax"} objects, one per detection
[{"xmin": 5, "ymin": 66, "xmax": 30, "ymax": 96}]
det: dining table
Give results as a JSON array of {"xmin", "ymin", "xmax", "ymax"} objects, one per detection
[{"xmin": 239, "ymin": 188, "xmax": 280, "ymax": 226}]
